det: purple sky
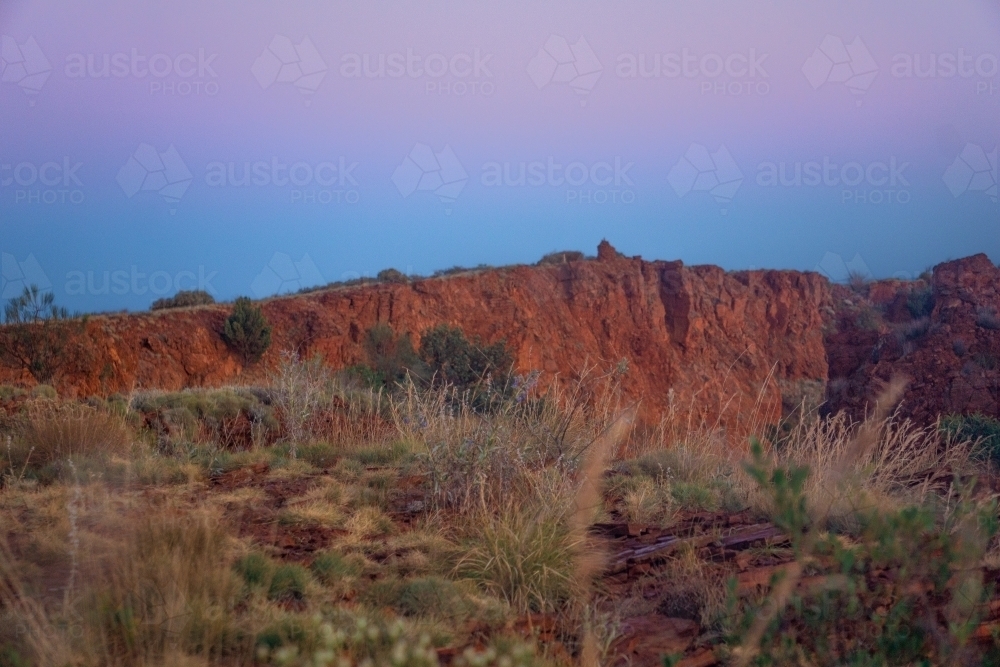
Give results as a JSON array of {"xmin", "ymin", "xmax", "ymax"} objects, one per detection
[{"xmin": 1, "ymin": 0, "xmax": 998, "ymax": 311}]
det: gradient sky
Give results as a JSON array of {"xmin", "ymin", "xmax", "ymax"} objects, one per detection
[{"xmin": 1, "ymin": 0, "xmax": 998, "ymax": 312}]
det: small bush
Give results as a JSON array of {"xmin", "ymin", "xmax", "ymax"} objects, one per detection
[
  {"xmin": 299, "ymin": 442, "xmax": 339, "ymax": 468},
  {"xmin": 431, "ymin": 264, "xmax": 493, "ymax": 278},
  {"xmin": 364, "ymin": 577, "xmax": 473, "ymax": 621},
  {"xmin": 0, "ymin": 385, "xmax": 26, "ymax": 401},
  {"xmin": 361, "ymin": 323, "xmax": 423, "ymax": 389},
  {"xmin": 267, "ymin": 563, "xmax": 310, "ymax": 602},
  {"xmin": 896, "ymin": 317, "xmax": 930, "ymax": 342},
  {"xmin": 418, "ymin": 324, "xmax": 513, "ymax": 390},
  {"xmin": 537, "ymin": 250, "xmax": 584, "ymax": 266},
  {"xmin": 310, "ymin": 551, "xmax": 362, "ymax": 585},
  {"xmin": 974, "ymin": 351, "xmax": 999, "ymax": 371},
  {"xmin": 91, "ymin": 511, "xmax": 244, "ymax": 663},
  {"xmin": 854, "ymin": 305, "xmax": 883, "ymax": 331},
  {"xmin": 151, "ymin": 289, "xmax": 215, "ymax": 311},
  {"xmin": 222, "ymin": 297, "xmax": 272, "ymax": 364},
  {"xmin": 1, "ymin": 285, "xmax": 75, "ymax": 382},
  {"xmin": 733, "ymin": 441, "xmax": 1000, "ymax": 666},
  {"xmin": 941, "ymin": 413, "xmax": 1000, "ymax": 462},
  {"xmin": 906, "ymin": 285, "xmax": 934, "ymax": 318},
  {"xmin": 376, "ymin": 268, "xmax": 409, "ymax": 284},
  {"xmin": 234, "ymin": 552, "xmax": 272, "ymax": 588},
  {"xmin": 29, "ymin": 384, "xmax": 57, "ymax": 399},
  {"xmin": 455, "ymin": 503, "xmax": 580, "ymax": 614},
  {"xmin": 9, "ymin": 402, "xmax": 132, "ymax": 474},
  {"xmin": 977, "ymin": 306, "xmax": 1000, "ymax": 330},
  {"xmin": 847, "ymin": 270, "xmax": 869, "ymax": 291}
]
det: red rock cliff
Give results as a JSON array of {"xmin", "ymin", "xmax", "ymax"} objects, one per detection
[{"xmin": 0, "ymin": 243, "xmax": 834, "ymax": 436}]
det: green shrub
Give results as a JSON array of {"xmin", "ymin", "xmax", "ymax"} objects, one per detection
[
  {"xmin": 376, "ymin": 268, "xmax": 409, "ymax": 284},
  {"xmin": 222, "ymin": 297, "xmax": 272, "ymax": 364},
  {"xmin": 537, "ymin": 250, "xmax": 584, "ymax": 265},
  {"xmin": 361, "ymin": 323, "xmax": 423, "ymax": 389},
  {"xmin": 941, "ymin": 413, "xmax": 1000, "ymax": 462},
  {"xmin": 150, "ymin": 289, "xmax": 215, "ymax": 310},
  {"xmin": 732, "ymin": 440, "xmax": 1000, "ymax": 666},
  {"xmin": 349, "ymin": 441, "xmax": 413, "ymax": 467},
  {"xmin": 0, "ymin": 285, "xmax": 75, "ymax": 382},
  {"xmin": 431, "ymin": 264, "xmax": 491, "ymax": 278},
  {"xmin": 0, "ymin": 385, "xmax": 26, "ymax": 401},
  {"xmin": 310, "ymin": 551, "xmax": 363, "ymax": 585},
  {"xmin": 299, "ymin": 442, "xmax": 339, "ymax": 468},
  {"xmin": 234, "ymin": 551, "xmax": 272, "ymax": 588},
  {"xmin": 906, "ymin": 285, "xmax": 934, "ymax": 318},
  {"xmin": 977, "ymin": 306, "xmax": 1000, "ymax": 330},
  {"xmin": 455, "ymin": 504, "xmax": 580, "ymax": 614},
  {"xmin": 854, "ymin": 304, "xmax": 884, "ymax": 332},
  {"xmin": 268, "ymin": 563, "xmax": 310, "ymax": 602},
  {"xmin": 418, "ymin": 324, "xmax": 512, "ymax": 389},
  {"xmin": 364, "ymin": 577, "xmax": 472, "ymax": 621},
  {"xmin": 29, "ymin": 384, "xmax": 57, "ymax": 399}
]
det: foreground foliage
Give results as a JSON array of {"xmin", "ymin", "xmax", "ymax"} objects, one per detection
[{"xmin": 0, "ymin": 366, "xmax": 996, "ymax": 666}]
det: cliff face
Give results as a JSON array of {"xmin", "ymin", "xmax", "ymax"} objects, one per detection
[
  {"xmin": 825, "ymin": 254, "xmax": 1000, "ymax": 423},
  {"xmin": 2, "ymin": 244, "xmax": 995, "ymax": 431},
  {"xmin": 0, "ymin": 242, "xmax": 833, "ymax": 436}
]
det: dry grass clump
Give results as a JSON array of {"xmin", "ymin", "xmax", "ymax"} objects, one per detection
[
  {"xmin": 86, "ymin": 509, "xmax": 245, "ymax": 665},
  {"xmin": 6, "ymin": 400, "xmax": 133, "ymax": 475},
  {"xmin": 392, "ymin": 367, "xmax": 625, "ymax": 514},
  {"xmin": 752, "ymin": 409, "xmax": 975, "ymax": 530},
  {"xmin": 455, "ymin": 500, "xmax": 583, "ymax": 615}
]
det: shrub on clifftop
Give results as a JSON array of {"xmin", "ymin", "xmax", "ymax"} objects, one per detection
[
  {"xmin": 151, "ymin": 289, "xmax": 216, "ymax": 311},
  {"xmin": 1, "ymin": 285, "xmax": 75, "ymax": 383},
  {"xmin": 222, "ymin": 297, "xmax": 272, "ymax": 364}
]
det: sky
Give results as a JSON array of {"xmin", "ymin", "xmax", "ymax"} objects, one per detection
[{"xmin": 1, "ymin": 0, "xmax": 998, "ymax": 313}]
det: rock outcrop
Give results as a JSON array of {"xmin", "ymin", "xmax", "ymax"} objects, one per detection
[{"xmin": 2, "ymin": 243, "xmax": 996, "ymax": 432}]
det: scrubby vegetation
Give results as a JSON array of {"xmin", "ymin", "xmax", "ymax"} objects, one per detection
[
  {"xmin": 537, "ymin": 251, "xmax": 584, "ymax": 266},
  {"xmin": 222, "ymin": 297, "xmax": 273, "ymax": 364},
  {"xmin": 151, "ymin": 289, "xmax": 216, "ymax": 311},
  {"xmin": 0, "ymin": 285, "xmax": 80, "ymax": 383},
  {"xmin": 1, "ymin": 336, "xmax": 999, "ymax": 665},
  {"xmin": 942, "ymin": 413, "xmax": 1000, "ymax": 464}
]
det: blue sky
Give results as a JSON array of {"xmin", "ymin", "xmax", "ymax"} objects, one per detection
[{"xmin": 1, "ymin": 0, "xmax": 998, "ymax": 312}]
